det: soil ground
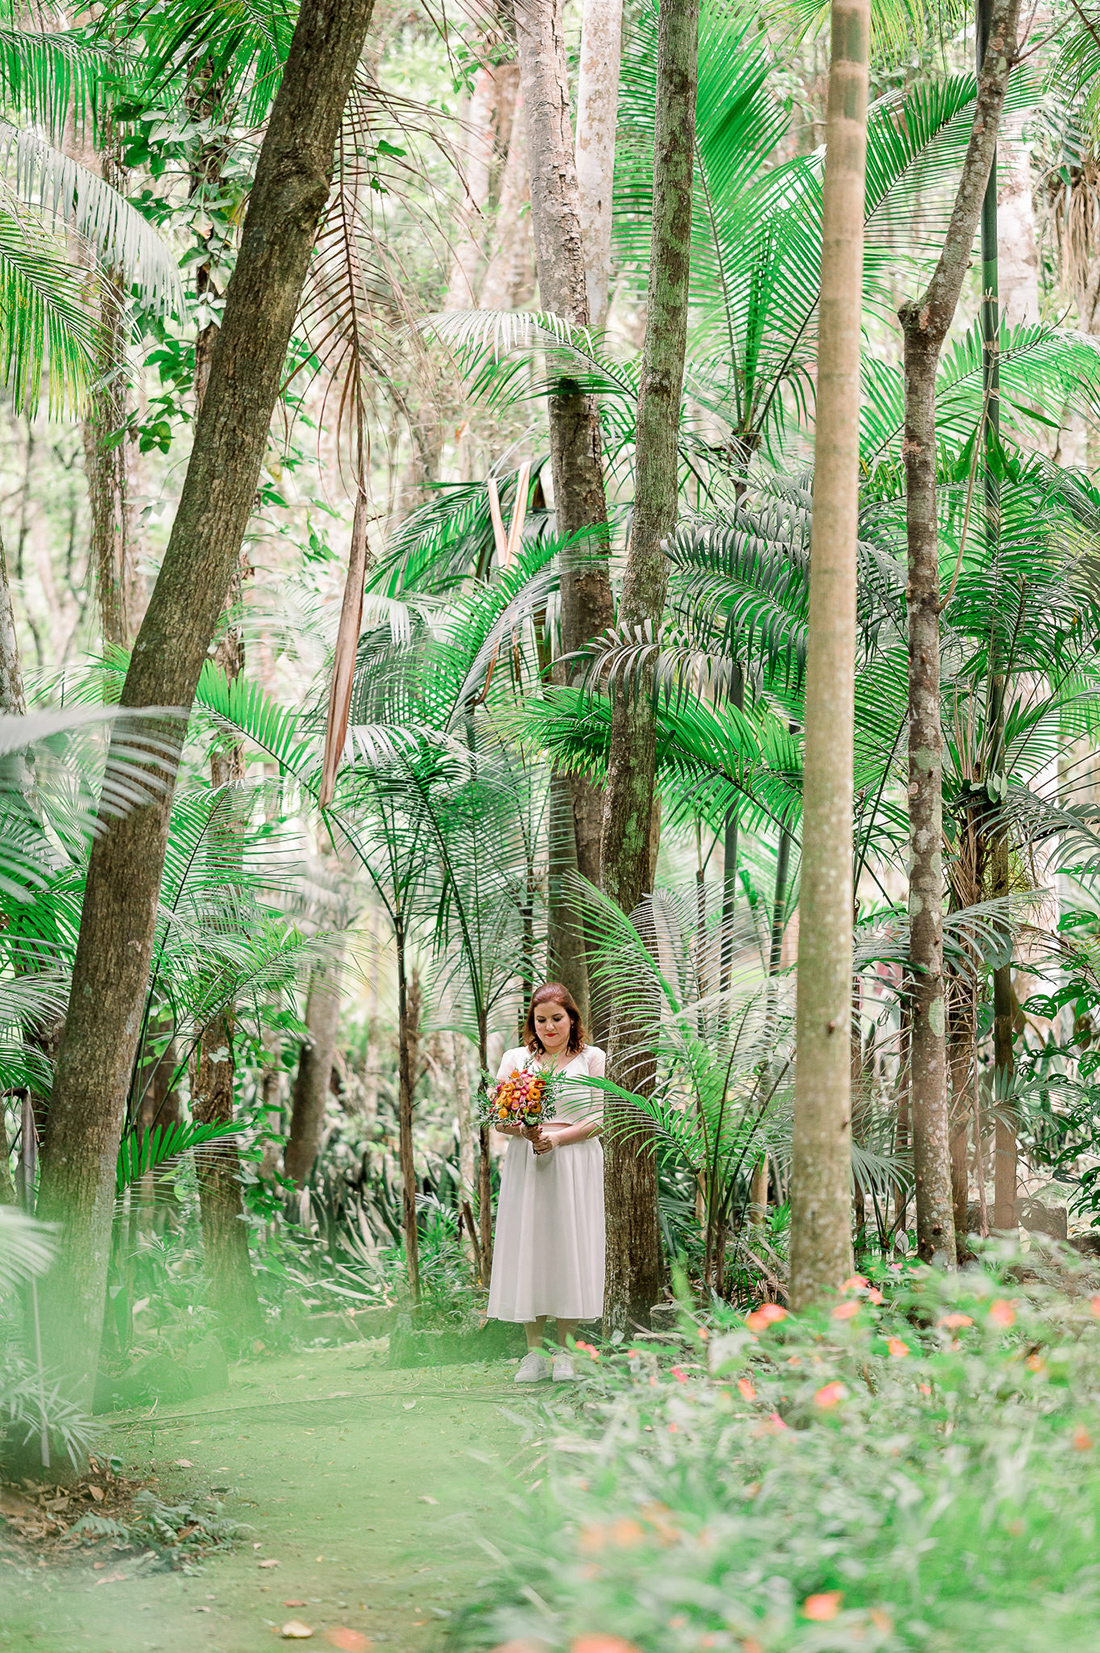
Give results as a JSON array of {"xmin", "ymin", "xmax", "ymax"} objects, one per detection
[{"xmin": 1, "ymin": 1338, "xmax": 544, "ymax": 1653}]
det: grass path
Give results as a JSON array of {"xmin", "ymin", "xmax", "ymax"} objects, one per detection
[{"xmin": 2, "ymin": 1339, "xmax": 537, "ymax": 1653}]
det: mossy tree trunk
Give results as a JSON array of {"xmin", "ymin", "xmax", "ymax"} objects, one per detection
[
  {"xmin": 898, "ymin": 0, "xmax": 1020, "ymax": 1266},
  {"xmin": 35, "ymin": 0, "xmax": 377, "ymax": 1409},
  {"xmin": 600, "ymin": 0, "xmax": 699, "ymax": 1332}
]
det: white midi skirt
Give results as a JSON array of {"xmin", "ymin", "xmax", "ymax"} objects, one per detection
[{"xmin": 487, "ymin": 1135, "xmax": 606, "ymax": 1322}]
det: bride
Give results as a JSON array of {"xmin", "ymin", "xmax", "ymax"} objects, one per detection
[{"xmin": 486, "ymin": 982, "xmax": 605, "ymax": 1383}]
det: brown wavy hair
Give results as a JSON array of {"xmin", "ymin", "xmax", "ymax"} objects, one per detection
[{"xmin": 523, "ymin": 982, "xmax": 587, "ymax": 1054}]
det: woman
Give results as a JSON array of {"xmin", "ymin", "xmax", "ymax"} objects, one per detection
[{"xmin": 487, "ymin": 983, "xmax": 605, "ymax": 1383}]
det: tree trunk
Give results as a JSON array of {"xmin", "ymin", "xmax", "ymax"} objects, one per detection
[
  {"xmin": 515, "ymin": 0, "xmax": 615, "ymax": 975},
  {"xmin": 575, "ymin": 0, "xmax": 623, "ymax": 329},
  {"xmin": 788, "ymin": 0, "xmax": 869, "ymax": 1310},
  {"xmin": 600, "ymin": 0, "xmax": 699, "ymax": 1333},
  {"xmin": 285, "ymin": 951, "xmax": 345, "ymax": 1187},
  {"xmin": 480, "ymin": 79, "xmax": 535, "ymax": 312},
  {"xmin": 35, "ymin": 0, "xmax": 376, "ymax": 1407},
  {"xmin": 397, "ymin": 947, "xmax": 421, "ymax": 1300},
  {"xmin": 444, "ymin": 66, "xmax": 496, "ymax": 310},
  {"xmin": 546, "ymin": 769, "xmax": 590, "ymax": 1018},
  {"xmin": 898, "ymin": 0, "xmax": 1019, "ymax": 1267},
  {"xmin": 0, "ymin": 526, "xmax": 26, "ymax": 716},
  {"xmin": 948, "ymin": 965, "xmax": 975, "ymax": 1254},
  {"xmin": 191, "ymin": 1002, "xmax": 261, "ymax": 1337}
]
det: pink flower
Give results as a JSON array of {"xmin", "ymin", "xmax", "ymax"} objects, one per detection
[
  {"xmin": 886, "ymin": 1337, "xmax": 909, "ymax": 1358},
  {"xmin": 745, "ymin": 1303, "xmax": 788, "ymax": 1334},
  {"xmin": 831, "ymin": 1300, "xmax": 859, "ymax": 1321},
  {"xmin": 802, "ymin": 1591, "xmax": 843, "ymax": 1621},
  {"xmin": 988, "ymin": 1299, "xmax": 1016, "ymax": 1328},
  {"xmin": 841, "ymin": 1275, "xmax": 868, "ymax": 1291},
  {"xmin": 737, "ymin": 1377, "xmax": 757, "ymax": 1400},
  {"xmin": 814, "ymin": 1382, "xmax": 847, "ymax": 1409},
  {"xmin": 670, "ymin": 1367, "xmax": 689, "ymax": 1383},
  {"xmin": 938, "ymin": 1313, "xmax": 973, "ymax": 1329}
]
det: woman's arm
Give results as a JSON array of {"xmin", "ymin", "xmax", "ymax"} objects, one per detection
[{"xmin": 543, "ymin": 1047, "xmax": 606, "ymax": 1145}]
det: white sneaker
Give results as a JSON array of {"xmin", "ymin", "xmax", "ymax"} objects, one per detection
[
  {"xmin": 514, "ymin": 1351, "xmax": 550, "ymax": 1384},
  {"xmin": 552, "ymin": 1355, "xmax": 576, "ymax": 1383}
]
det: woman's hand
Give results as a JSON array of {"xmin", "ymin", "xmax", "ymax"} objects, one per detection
[{"xmin": 524, "ymin": 1125, "xmax": 553, "ymax": 1155}]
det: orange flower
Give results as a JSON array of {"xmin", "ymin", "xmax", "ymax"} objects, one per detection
[
  {"xmin": 1073, "ymin": 1425, "xmax": 1093, "ymax": 1451},
  {"xmin": 569, "ymin": 1638, "xmax": 644, "ymax": 1653},
  {"xmin": 1090, "ymin": 1295, "xmax": 1100, "ymax": 1318},
  {"xmin": 831, "ymin": 1300, "xmax": 859, "ymax": 1321},
  {"xmin": 918, "ymin": 1382, "xmax": 932, "ymax": 1395},
  {"xmin": 745, "ymin": 1303, "xmax": 788, "ymax": 1333},
  {"xmin": 867, "ymin": 1287, "xmax": 884, "ymax": 1305},
  {"xmin": 886, "ymin": 1337, "xmax": 909, "ymax": 1358},
  {"xmin": 670, "ymin": 1367, "xmax": 689, "ymax": 1383},
  {"xmin": 814, "ymin": 1381, "xmax": 847, "ymax": 1408},
  {"xmin": 737, "ymin": 1377, "xmax": 757, "ymax": 1400},
  {"xmin": 841, "ymin": 1275, "xmax": 868, "ymax": 1290},
  {"xmin": 938, "ymin": 1313, "xmax": 973, "ymax": 1329},
  {"xmin": 802, "ymin": 1591, "xmax": 843, "ymax": 1621},
  {"xmin": 989, "ymin": 1299, "xmax": 1016, "ymax": 1328}
]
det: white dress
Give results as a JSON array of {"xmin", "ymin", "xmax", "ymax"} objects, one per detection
[{"xmin": 486, "ymin": 1044, "xmax": 606, "ymax": 1323}]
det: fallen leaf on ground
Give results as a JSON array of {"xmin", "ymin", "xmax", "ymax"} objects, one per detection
[
  {"xmin": 173, "ymin": 1459, "xmax": 194, "ymax": 1469},
  {"xmin": 324, "ymin": 1630, "xmax": 372, "ymax": 1651},
  {"xmin": 259, "ymin": 1558, "xmax": 281, "ymax": 1568},
  {"xmin": 416, "ymin": 1495, "xmax": 438, "ymax": 1505},
  {"xmin": 93, "ymin": 1571, "xmax": 128, "ymax": 1585},
  {"xmin": 281, "ymin": 1623, "xmax": 314, "ymax": 1640},
  {"xmin": 284, "ymin": 1600, "xmax": 308, "ymax": 1607},
  {"xmin": 403, "ymin": 1401, "xmax": 417, "ymax": 1410},
  {"xmin": 88, "ymin": 1486, "xmax": 105, "ymax": 1502}
]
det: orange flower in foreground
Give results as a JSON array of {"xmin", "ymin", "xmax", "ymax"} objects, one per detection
[
  {"xmin": 886, "ymin": 1337, "xmax": 909, "ymax": 1358},
  {"xmin": 570, "ymin": 1638, "xmax": 644, "ymax": 1653},
  {"xmin": 841, "ymin": 1275, "xmax": 868, "ymax": 1291},
  {"xmin": 1090, "ymin": 1295, "xmax": 1100, "ymax": 1318},
  {"xmin": 802, "ymin": 1591, "xmax": 843, "ymax": 1621},
  {"xmin": 814, "ymin": 1381, "xmax": 847, "ymax": 1409},
  {"xmin": 938, "ymin": 1312, "xmax": 973, "ymax": 1329},
  {"xmin": 867, "ymin": 1286, "xmax": 884, "ymax": 1305},
  {"xmin": 745, "ymin": 1303, "xmax": 788, "ymax": 1333},
  {"xmin": 989, "ymin": 1299, "xmax": 1016, "ymax": 1328},
  {"xmin": 831, "ymin": 1300, "xmax": 859, "ymax": 1321},
  {"xmin": 738, "ymin": 1377, "xmax": 757, "ymax": 1400},
  {"xmin": 1073, "ymin": 1425, "xmax": 1093, "ymax": 1451}
]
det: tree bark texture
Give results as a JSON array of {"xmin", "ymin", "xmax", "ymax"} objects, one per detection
[
  {"xmin": 600, "ymin": 0, "xmax": 699, "ymax": 1333},
  {"xmin": 479, "ymin": 79, "xmax": 535, "ymax": 312},
  {"xmin": 948, "ymin": 965, "xmax": 975, "ymax": 1252},
  {"xmin": 898, "ymin": 0, "xmax": 1019, "ymax": 1267},
  {"xmin": 444, "ymin": 65, "xmax": 496, "ymax": 310},
  {"xmin": 398, "ymin": 954, "xmax": 421, "ymax": 1300},
  {"xmin": 35, "ymin": 0, "xmax": 376, "ymax": 1404},
  {"xmin": 575, "ymin": 0, "xmax": 623, "ymax": 328},
  {"xmin": 191, "ymin": 1004, "xmax": 261, "ymax": 1336},
  {"xmin": 788, "ymin": 0, "xmax": 868, "ymax": 1311},
  {"xmin": 285, "ymin": 951, "xmax": 345, "ymax": 1187},
  {"xmin": 515, "ymin": 0, "xmax": 615, "ymax": 909},
  {"xmin": 0, "ymin": 527, "xmax": 26, "ymax": 716}
]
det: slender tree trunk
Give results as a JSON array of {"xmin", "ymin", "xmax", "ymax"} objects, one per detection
[
  {"xmin": 600, "ymin": 0, "xmax": 699, "ymax": 1333},
  {"xmin": 0, "ymin": 525, "xmax": 27, "ymax": 715},
  {"xmin": 515, "ymin": 0, "xmax": 615, "ymax": 985},
  {"xmin": 787, "ymin": 0, "xmax": 869, "ymax": 1310},
  {"xmin": 191, "ymin": 999, "xmax": 261, "ymax": 1336},
  {"xmin": 948, "ymin": 965, "xmax": 975, "ymax": 1253},
  {"xmin": 35, "ymin": 0, "xmax": 377, "ymax": 1407},
  {"xmin": 444, "ymin": 66, "xmax": 496, "ymax": 310},
  {"xmin": 894, "ymin": 1001, "xmax": 910, "ymax": 1236},
  {"xmin": 479, "ymin": 79, "xmax": 535, "ymax": 312},
  {"xmin": 898, "ymin": 0, "xmax": 1019, "ymax": 1267},
  {"xmin": 397, "ymin": 947, "xmax": 421, "ymax": 1300},
  {"xmin": 285, "ymin": 950, "xmax": 345, "ymax": 1187},
  {"xmin": 575, "ymin": 0, "xmax": 623, "ymax": 328}
]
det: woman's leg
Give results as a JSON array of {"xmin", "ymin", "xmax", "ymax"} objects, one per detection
[
  {"xmin": 555, "ymin": 1317, "xmax": 579, "ymax": 1347},
  {"xmin": 524, "ymin": 1316, "xmax": 548, "ymax": 1352}
]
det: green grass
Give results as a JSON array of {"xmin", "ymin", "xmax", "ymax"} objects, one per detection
[{"xmin": 1, "ymin": 1338, "xmax": 531, "ymax": 1653}]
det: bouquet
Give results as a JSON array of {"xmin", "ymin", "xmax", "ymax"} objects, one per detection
[{"xmin": 479, "ymin": 1064, "xmax": 560, "ymax": 1130}]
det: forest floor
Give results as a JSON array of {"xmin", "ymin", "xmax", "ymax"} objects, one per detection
[{"xmin": 1, "ymin": 1337, "xmax": 543, "ymax": 1653}]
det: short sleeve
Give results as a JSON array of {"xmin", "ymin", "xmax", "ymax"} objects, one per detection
[
  {"xmin": 496, "ymin": 1046, "xmax": 527, "ymax": 1082},
  {"xmin": 585, "ymin": 1046, "xmax": 606, "ymax": 1079}
]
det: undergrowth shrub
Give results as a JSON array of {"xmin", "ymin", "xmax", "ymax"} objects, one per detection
[{"xmin": 451, "ymin": 1245, "xmax": 1100, "ymax": 1653}]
